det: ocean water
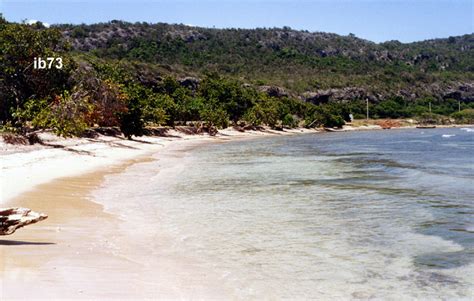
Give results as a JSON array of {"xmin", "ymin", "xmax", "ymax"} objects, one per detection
[{"xmin": 94, "ymin": 128, "xmax": 474, "ymax": 300}]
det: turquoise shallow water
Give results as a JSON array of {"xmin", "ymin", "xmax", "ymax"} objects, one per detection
[{"xmin": 95, "ymin": 128, "xmax": 474, "ymax": 299}]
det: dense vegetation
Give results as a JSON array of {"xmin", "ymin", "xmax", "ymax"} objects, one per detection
[
  {"xmin": 1, "ymin": 16, "xmax": 473, "ymax": 138},
  {"xmin": 59, "ymin": 20, "xmax": 474, "ymax": 99}
]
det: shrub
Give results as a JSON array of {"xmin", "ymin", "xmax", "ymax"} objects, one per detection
[
  {"xmin": 321, "ymin": 112, "xmax": 345, "ymax": 128},
  {"xmin": 243, "ymin": 98, "xmax": 280, "ymax": 128},
  {"xmin": 451, "ymin": 109, "xmax": 474, "ymax": 124},
  {"xmin": 243, "ymin": 106, "xmax": 262, "ymax": 126},
  {"xmin": 31, "ymin": 92, "xmax": 91, "ymax": 137},
  {"xmin": 416, "ymin": 112, "xmax": 447, "ymax": 125},
  {"xmin": 119, "ymin": 107, "xmax": 144, "ymax": 139},
  {"xmin": 70, "ymin": 65, "xmax": 128, "ymax": 127},
  {"xmin": 282, "ymin": 114, "xmax": 298, "ymax": 128},
  {"xmin": 119, "ymin": 96, "xmax": 144, "ymax": 139},
  {"xmin": 153, "ymin": 94, "xmax": 177, "ymax": 126},
  {"xmin": 199, "ymin": 105, "xmax": 229, "ymax": 129},
  {"xmin": 373, "ymin": 99, "xmax": 406, "ymax": 118}
]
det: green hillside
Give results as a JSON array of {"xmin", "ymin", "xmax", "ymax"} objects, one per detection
[
  {"xmin": 60, "ymin": 21, "xmax": 474, "ymax": 99},
  {"xmin": 1, "ymin": 17, "xmax": 473, "ymax": 137}
]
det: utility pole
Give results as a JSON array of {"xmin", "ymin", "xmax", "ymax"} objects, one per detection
[{"xmin": 366, "ymin": 98, "xmax": 369, "ymax": 121}]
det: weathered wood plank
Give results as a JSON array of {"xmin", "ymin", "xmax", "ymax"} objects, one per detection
[{"xmin": 0, "ymin": 207, "xmax": 48, "ymax": 235}]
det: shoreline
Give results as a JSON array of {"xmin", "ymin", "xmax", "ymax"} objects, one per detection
[
  {"xmin": 1, "ymin": 125, "xmax": 472, "ymax": 299},
  {"xmin": 340, "ymin": 123, "xmax": 474, "ymax": 132},
  {"xmin": 0, "ymin": 127, "xmax": 316, "ymax": 204},
  {"xmin": 1, "ymin": 145, "xmax": 235, "ymax": 299},
  {"xmin": 0, "ymin": 126, "xmax": 316, "ymax": 299}
]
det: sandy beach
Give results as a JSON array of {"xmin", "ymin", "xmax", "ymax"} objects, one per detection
[
  {"xmin": 2, "ymin": 4, "xmax": 472, "ymax": 297},
  {"xmin": 1, "ymin": 125, "xmax": 473, "ymax": 299},
  {"xmin": 0, "ymin": 127, "xmax": 316, "ymax": 300}
]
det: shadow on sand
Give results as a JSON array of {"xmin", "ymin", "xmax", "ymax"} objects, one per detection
[{"xmin": 0, "ymin": 240, "xmax": 55, "ymax": 246}]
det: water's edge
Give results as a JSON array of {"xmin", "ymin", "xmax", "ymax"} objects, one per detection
[{"xmin": 91, "ymin": 128, "xmax": 474, "ymax": 299}]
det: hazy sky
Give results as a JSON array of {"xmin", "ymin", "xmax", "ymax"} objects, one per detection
[{"xmin": 2, "ymin": 0, "xmax": 473, "ymax": 43}]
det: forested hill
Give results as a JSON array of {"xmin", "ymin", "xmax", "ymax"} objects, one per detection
[
  {"xmin": 2, "ymin": 17, "xmax": 474, "ymax": 138},
  {"xmin": 58, "ymin": 21, "xmax": 474, "ymax": 102}
]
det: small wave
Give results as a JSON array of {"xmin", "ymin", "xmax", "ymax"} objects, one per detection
[
  {"xmin": 449, "ymin": 227, "xmax": 474, "ymax": 234},
  {"xmin": 466, "ymin": 225, "xmax": 474, "ymax": 233},
  {"xmin": 460, "ymin": 128, "xmax": 474, "ymax": 132},
  {"xmin": 442, "ymin": 134, "xmax": 455, "ymax": 138},
  {"xmin": 414, "ymin": 250, "xmax": 473, "ymax": 269}
]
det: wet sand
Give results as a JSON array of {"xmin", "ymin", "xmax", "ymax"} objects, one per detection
[
  {"xmin": 2, "ymin": 159, "xmax": 139, "ymax": 298},
  {"xmin": 1, "ymin": 153, "xmax": 237, "ymax": 299},
  {"xmin": 0, "ymin": 128, "xmax": 319, "ymax": 299}
]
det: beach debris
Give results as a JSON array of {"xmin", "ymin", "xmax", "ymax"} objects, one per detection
[
  {"xmin": 0, "ymin": 207, "xmax": 48, "ymax": 235},
  {"xmin": 375, "ymin": 119, "xmax": 401, "ymax": 129}
]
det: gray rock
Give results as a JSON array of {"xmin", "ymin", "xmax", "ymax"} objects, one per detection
[
  {"xmin": 258, "ymin": 86, "xmax": 289, "ymax": 98},
  {"xmin": 179, "ymin": 77, "xmax": 200, "ymax": 90},
  {"xmin": 303, "ymin": 87, "xmax": 370, "ymax": 104}
]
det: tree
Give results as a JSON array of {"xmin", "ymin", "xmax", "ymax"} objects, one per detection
[
  {"xmin": 119, "ymin": 97, "xmax": 144, "ymax": 139},
  {"xmin": 0, "ymin": 21, "xmax": 74, "ymax": 126}
]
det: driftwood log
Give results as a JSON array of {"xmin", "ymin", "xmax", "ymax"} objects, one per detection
[{"xmin": 0, "ymin": 207, "xmax": 48, "ymax": 235}]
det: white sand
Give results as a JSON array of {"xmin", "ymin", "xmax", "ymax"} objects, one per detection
[
  {"xmin": 0, "ymin": 127, "xmax": 317, "ymax": 204},
  {"xmin": 0, "ymin": 127, "xmax": 318, "ymax": 299},
  {"xmin": 2, "ymin": 125, "xmax": 470, "ymax": 299},
  {"xmin": 1, "ymin": 130, "xmax": 200, "ymax": 203}
]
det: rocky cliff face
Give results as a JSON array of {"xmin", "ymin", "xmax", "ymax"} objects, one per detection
[
  {"xmin": 442, "ymin": 83, "xmax": 474, "ymax": 102},
  {"xmin": 301, "ymin": 83, "xmax": 474, "ymax": 104}
]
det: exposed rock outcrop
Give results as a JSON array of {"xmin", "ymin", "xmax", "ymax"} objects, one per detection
[
  {"xmin": 258, "ymin": 85, "xmax": 289, "ymax": 98},
  {"xmin": 302, "ymin": 83, "xmax": 474, "ymax": 104},
  {"xmin": 443, "ymin": 83, "xmax": 474, "ymax": 102},
  {"xmin": 179, "ymin": 77, "xmax": 200, "ymax": 90},
  {"xmin": 303, "ymin": 87, "xmax": 376, "ymax": 104}
]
